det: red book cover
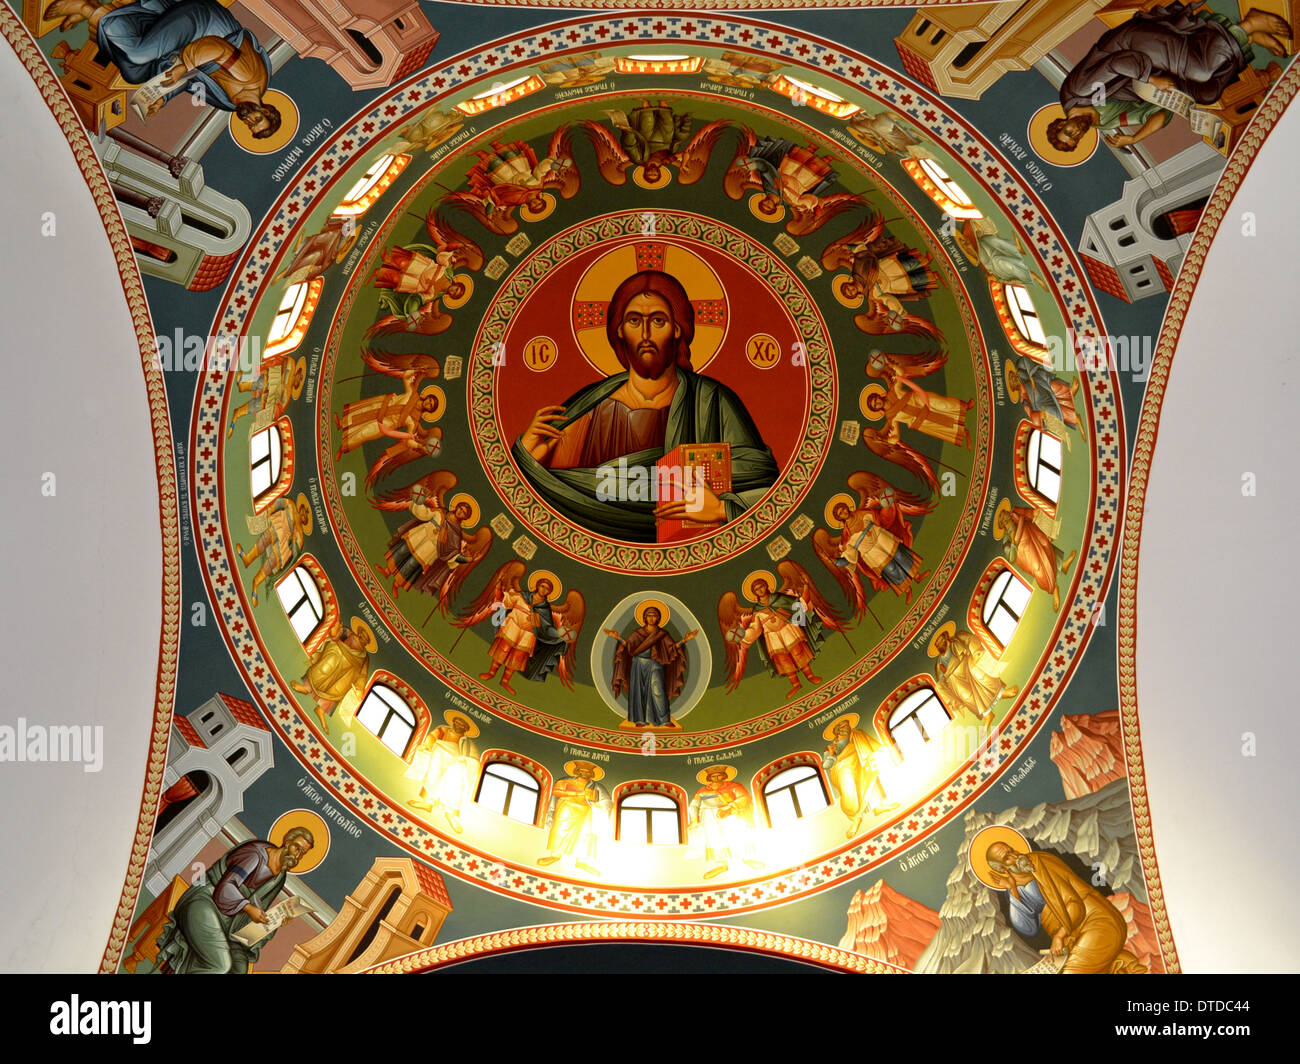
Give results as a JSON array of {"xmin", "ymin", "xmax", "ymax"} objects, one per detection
[{"xmin": 655, "ymin": 443, "xmax": 731, "ymax": 543}]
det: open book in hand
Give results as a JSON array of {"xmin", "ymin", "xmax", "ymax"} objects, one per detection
[{"xmin": 231, "ymin": 895, "xmax": 314, "ymax": 948}]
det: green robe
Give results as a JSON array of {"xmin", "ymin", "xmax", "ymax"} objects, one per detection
[
  {"xmin": 153, "ymin": 842, "xmax": 286, "ymax": 974},
  {"xmin": 512, "ymin": 370, "xmax": 779, "ymax": 542}
]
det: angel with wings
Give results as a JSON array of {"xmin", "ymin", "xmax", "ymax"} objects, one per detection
[
  {"xmin": 441, "ymin": 128, "xmax": 580, "ymax": 235},
  {"xmin": 333, "ymin": 348, "xmax": 444, "ymax": 490},
  {"xmin": 863, "ymin": 347, "xmax": 973, "ymax": 449},
  {"xmin": 372, "ymin": 471, "xmax": 491, "ymax": 613},
  {"xmin": 717, "ymin": 561, "xmax": 847, "ymax": 701},
  {"xmin": 456, "ymin": 562, "xmax": 585, "ymax": 695},
  {"xmin": 822, "ymin": 215, "xmax": 944, "ymax": 341},
  {"xmin": 583, "ymin": 103, "xmax": 726, "ymax": 188},
  {"xmin": 724, "ymin": 132, "xmax": 863, "ymax": 235},
  {"xmin": 814, "ymin": 473, "xmax": 933, "ymax": 618},
  {"xmin": 366, "ymin": 210, "xmax": 483, "ymax": 339},
  {"xmin": 860, "ymin": 423, "xmax": 941, "ymax": 498}
]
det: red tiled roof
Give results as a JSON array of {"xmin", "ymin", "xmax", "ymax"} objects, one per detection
[
  {"xmin": 217, "ymin": 693, "xmax": 270, "ymax": 732},
  {"xmin": 411, "ymin": 861, "xmax": 452, "ymax": 909},
  {"xmin": 174, "ymin": 716, "xmax": 205, "ymax": 749},
  {"xmin": 1081, "ymin": 254, "xmax": 1131, "ymax": 303},
  {"xmin": 894, "ymin": 41, "xmax": 939, "ymax": 93},
  {"xmin": 1154, "ymin": 256, "xmax": 1175, "ymax": 292}
]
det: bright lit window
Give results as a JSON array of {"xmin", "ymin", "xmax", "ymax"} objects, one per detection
[
  {"xmin": 355, "ymin": 684, "xmax": 417, "ymax": 756},
  {"xmin": 919, "ymin": 158, "xmax": 975, "ymax": 209},
  {"xmin": 268, "ymin": 284, "xmax": 309, "ymax": 346},
  {"xmin": 763, "ymin": 765, "xmax": 830, "ymax": 826},
  {"xmin": 1005, "ymin": 284, "xmax": 1047, "ymax": 346},
  {"xmin": 982, "ymin": 569, "xmax": 1033, "ymax": 649},
  {"xmin": 275, "ymin": 567, "xmax": 324, "ymax": 643},
  {"xmin": 618, "ymin": 793, "xmax": 681, "ymax": 845},
  {"xmin": 475, "ymin": 762, "xmax": 541, "ymax": 825},
  {"xmin": 888, "ymin": 688, "xmax": 951, "ymax": 760},
  {"xmin": 1027, "ymin": 429, "xmax": 1063, "ymax": 504},
  {"xmin": 249, "ymin": 426, "xmax": 282, "ymax": 501},
  {"xmin": 341, "ymin": 154, "xmax": 397, "ymax": 206}
]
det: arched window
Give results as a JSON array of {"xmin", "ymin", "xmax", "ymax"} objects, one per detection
[
  {"xmin": 275, "ymin": 565, "xmax": 325, "ymax": 643},
  {"xmin": 762, "ymin": 764, "xmax": 830, "ymax": 826},
  {"xmin": 334, "ymin": 154, "xmax": 411, "ymax": 216},
  {"xmin": 903, "ymin": 156, "xmax": 982, "ymax": 219},
  {"xmin": 1004, "ymin": 284, "xmax": 1046, "ymax": 347},
  {"xmin": 617, "ymin": 792, "xmax": 682, "ymax": 845},
  {"xmin": 888, "ymin": 687, "xmax": 952, "ymax": 760},
  {"xmin": 1026, "ymin": 428, "xmax": 1063, "ymax": 505},
  {"xmin": 982, "ymin": 568, "xmax": 1033, "ymax": 650},
  {"xmin": 249, "ymin": 425, "xmax": 282, "ymax": 501},
  {"xmin": 264, "ymin": 278, "xmax": 323, "ymax": 358},
  {"xmin": 475, "ymin": 761, "xmax": 542, "ymax": 825},
  {"xmin": 355, "ymin": 683, "xmax": 417, "ymax": 757}
]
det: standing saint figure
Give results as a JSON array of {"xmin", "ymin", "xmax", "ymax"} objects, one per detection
[
  {"xmin": 404, "ymin": 710, "xmax": 481, "ymax": 834},
  {"xmin": 290, "ymin": 618, "xmax": 376, "ymax": 733},
  {"xmin": 928, "ymin": 622, "xmax": 1018, "ymax": 722},
  {"xmin": 605, "ymin": 602, "xmax": 697, "ymax": 729},
  {"xmin": 538, "ymin": 760, "xmax": 611, "ymax": 874},
  {"xmin": 236, "ymin": 491, "xmax": 312, "ymax": 606},
  {"xmin": 821, "ymin": 714, "xmax": 897, "ymax": 839},
  {"xmin": 688, "ymin": 767, "xmax": 763, "ymax": 880},
  {"xmin": 994, "ymin": 499, "xmax": 1078, "ymax": 612},
  {"xmin": 971, "ymin": 826, "xmax": 1147, "ymax": 974},
  {"xmin": 1005, "ymin": 355, "xmax": 1086, "ymax": 443},
  {"xmin": 227, "ymin": 354, "xmax": 305, "ymax": 439}
]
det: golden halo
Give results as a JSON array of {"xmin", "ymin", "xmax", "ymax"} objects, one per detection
[
  {"xmin": 229, "ymin": 89, "xmax": 300, "ymax": 155},
  {"xmin": 447, "ymin": 492, "xmax": 480, "ymax": 527},
  {"xmin": 572, "ymin": 240, "xmax": 727, "ymax": 375},
  {"xmin": 288, "ymin": 357, "xmax": 307, "ymax": 400},
  {"xmin": 748, "ymin": 192, "xmax": 786, "ymax": 223},
  {"xmin": 992, "ymin": 498, "xmax": 1014, "ymax": 541},
  {"xmin": 742, "ymin": 569, "xmax": 777, "ymax": 603},
  {"xmin": 632, "ymin": 164, "xmax": 673, "ymax": 190},
  {"xmin": 519, "ymin": 191, "xmax": 557, "ymax": 222},
  {"xmin": 350, "ymin": 617, "xmax": 379, "ymax": 653},
  {"xmin": 294, "ymin": 492, "xmax": 313, "ymax": 536},
  {"xmin": 927, "ymin": 621, "xmax": 957, "ymax": 659},
  {"xmin": 1004, "ymin": 361, "xmax": 1023, "ymax": 403},
  {"xmin": 1027, "ymin": 103, "xmax": 1099, "ymax": 168},
  {"xmin": 269, "ymin": 809, "xmax": 330, "ymax": 874},
  {"xmin": 564, "ymin": 759, "xmax": 605, "ymax": 781},
  {"xmin": 822, "ymin": 713, "xmax": 860, "ymax": 740},
  {"xmin": 824, "ymin": 492, "xmax": 855, "ymax": 530},
  {"xmin": 696, "ymin": 765, "xmax": 737, "ymax": 784},
  {"xmin": 969, "ymin": 824, "xmax": 1031, "ymax": 888},
  {"xmin": 634, "ymin": 598, "xmax": 671, "ymax": 627},
  {"xmin": 832, "ymin": 273, "xmax": 864, "ymax": 309},
  {"xmin": 953, "ymin": 223, "xmax": 981, "ymax": 267},
  {"xmin": 442, "ymin": 708, "xmax": 480, "ymax": 738},
  {"xmin": 528, "ymin": 569, "xmax": 563, "ymax": 602},
  {"xmin": 335, "ymin": 230, "xmax": 361, "ymax": 264},
  {"xmin": 859, "ymin": 383, "xmax": 888, "ymax": 422},
  {"xmin": 420, "ymin": 385, "xmax": 446, "ymax": 423},
  {"xmin": 443, "ymin": 275, "xmax": 475, "ymax": 310}
]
